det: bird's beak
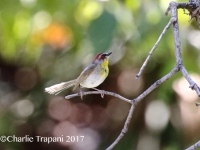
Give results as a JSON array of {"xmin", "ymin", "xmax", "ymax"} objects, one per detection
[{"xmin": 106, "ymin": 52, "xmax": 112, "ymax": 56}]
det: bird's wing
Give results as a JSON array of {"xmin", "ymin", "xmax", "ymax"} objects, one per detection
[{"xmin": 73, "ymin": 63, "xmax": 96, "ymax": 90}]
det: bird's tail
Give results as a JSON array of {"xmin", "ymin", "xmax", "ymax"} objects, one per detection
[{"xmin": 45, "ymin": 79, "xmax": 77, "ymax": 95}]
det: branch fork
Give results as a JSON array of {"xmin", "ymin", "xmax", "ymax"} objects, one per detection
[{"xmin": 64, "ymin": 1, "xmax": 200, "ymax": 149}]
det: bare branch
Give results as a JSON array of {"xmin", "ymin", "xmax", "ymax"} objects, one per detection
[
  {"xmin": 64, "ymin": 65, "xmax": 178, "ymax": 150},
  {"xmin": 176, "ymin": 2, "xmax": 200, "ymax": 27},
  {"xmin": 135, "ymin": 67, "xmax": 178, "ymax": 103},
  {"xmin": 186, "ymin": 140, "xmax": 200, "ymax": 150},
  {"xmin": 177, "ymin": 1, "xmax": 200, "ymax": 10},
  {"xmin": 177, "ymin": 2, "xmax": 198, "ymax": 9},
  {"xmin": 170, "ymin": 2, "xmax": 183, "ymax": 65},
  {"xmin": 136, "ymin": 18, "xmax": 176, "ymax": 79},
  {"xmin": 105, "ymin": 66, "xmax": 178, "ymax": 149},
  {"xmin": 106, "ymin": 104, "xmax": 135, "ymax": 150},
  {"xmin": 65, "ymin": 91, "xmax": 132, "ymax": 104},
  {"xmin": 107, "ymin": 1, "xmax": 200, "ymax": 149},
  {"xmin": 180, "ymin": 66, "xmax": 200, "ymax": 97},
  {"xmin": 168, "ymin": 2, "xmax": 200, "ymax": 149},
  {"xmin": 169, "ymin": 1, "xmax": 200, "ymax": 98},
  {"xmin": 63, "ymin": 1, "xmax": 200, "ymax": 150}
]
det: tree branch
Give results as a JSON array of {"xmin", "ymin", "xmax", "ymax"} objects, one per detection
[
  {"xmin": 180, "ymin": 66, "xmax": 200, "ymax": 97},
  {"xmin": 177, "ymin": 2, "xmax": 198, "ymax": 9},
  {"xmin": 169, "ymin": 1, "xmax": 200, "ymax": 99},
  {"xmin": 106, "ymin": 104, "xmax": 135, "ymax": 150},
  {"xmin": 186, "ymin": 140, "xmax": 200, "ymax": 150},
  {"xmin": 108, "ymin": 1, "xmax": 200, "ymax": 149},
  {"xmin": 105, "ymin": 66, "xmax": 178, "ymax": 149},
  {"xmin": 63, "ymin": 1, "xmax": 200, "ymax": 149},
  {"xmin": 65, "ymin": 91, "xmax": 132, "ymax": 104},
  {"xmin": 176, "ymin": 1, "xmax": 200, "ymax": 27},
  {"xmin": 136, "ymin": 18, "xmax": 176, "ymax": 79},
  {"xmin": 135, "ymin": 67, "xmax": 178, "ymax": 103},
  {"xmin": 170, "ymin": 2, "xmax": 183, "ymax": 65}
]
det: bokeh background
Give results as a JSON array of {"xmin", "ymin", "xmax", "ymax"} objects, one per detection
[{"xmin": 0, "ymin": 0, "xmax": 200, "ymax": 150}]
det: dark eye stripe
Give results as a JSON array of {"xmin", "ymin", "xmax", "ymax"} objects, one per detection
[
  {"xmin": 99, "ymin": 54, "xmax": 106, "ymax": 60},
  {"xmin": 93, "ymin": 52, "xmax": 107, "ymax": 62}
]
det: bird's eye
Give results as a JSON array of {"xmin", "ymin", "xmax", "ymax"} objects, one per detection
[{"xmin": 100, "ymin": 54, "xmax": 106, "ymax": 60}]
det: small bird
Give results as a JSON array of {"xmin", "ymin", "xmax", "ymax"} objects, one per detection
[{"xmin": 45, "ymin": 52, "xmax": 112, "ymax": 99}]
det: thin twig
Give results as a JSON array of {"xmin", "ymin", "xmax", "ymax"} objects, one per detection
[
  {"xmin": 107, "ymin": 1, "xmax": 200, "ymax": 149},
  {"xmin": 170, "ymin": 1, "xmax": 183, "ymax": 65},
  {"xmin": 106, "ymin": 104, "xmax": 135, "ymax": 150},
  {"xmin": 169, "ymin": 1, "xmax": 200, "ymax": 97},
  {"xmin": 112, "ymin": 1, "xmax": 200, "ymax": 149},
  {"xmin": 65, "ymin": 91, "xmax": 132, "ymax": 104},
  {"xmin": 135, "ymin": 67, "xmax": 178, "ymax": 103},
  {"xmin": 105, "ymin": 66, "xmax": 178, "ymax": 149},
  {"xmin": 168, "ymin": 2, "xmax": 200, "ymax": 149},
  {"xmin": 63, "ymin": 1, "xmax": 200, "ymax": 150},
  {"xmin": 186, "ymin": 140, "xmax": 200, "ymax": 150},
  {"xmin": 136, "ymin": 18, "xmax": 176, "ymax": 79},
  {"xmin": 180, "ymin": 66, "xmax": 200, "ymax": 97}
]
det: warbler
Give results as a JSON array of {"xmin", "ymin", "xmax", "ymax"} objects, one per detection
[{"xmin": 45, "ymin": 52, "xmax": 112, "ymax": 98}]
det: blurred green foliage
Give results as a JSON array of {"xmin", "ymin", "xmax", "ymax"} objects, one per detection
[
  {"xmin": 88, "ymin": 10, "xmax": 116, "ymax": 54},
  {"xmin": 0, "ymin": 0, "xmax": 200, "ymax": 150}
]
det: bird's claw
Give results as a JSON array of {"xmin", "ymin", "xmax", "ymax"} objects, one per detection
[
  {"xmin": 100, "ymin": 90, "xmax": 105, "ymax": 98},
  {"xmin": 92, "ymin": 88, "xmax": 105, "ymax": 98},
  {"xmin": 79, "ymin": 90, "xmax": 84, "ymax": 100}
]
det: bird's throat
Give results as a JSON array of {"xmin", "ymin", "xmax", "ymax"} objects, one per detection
[
  {"xmin": 100, "ymin": 59, "xmax": 109, "ymax": 77},
  {"xmin": 101, "ymin": 59, "xmax": 109, "ymax": 68}
]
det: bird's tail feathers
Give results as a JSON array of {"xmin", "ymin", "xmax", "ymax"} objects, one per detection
[{"xmin": 45, "ymin": 79, "xmax": 77, "ymax": 95}]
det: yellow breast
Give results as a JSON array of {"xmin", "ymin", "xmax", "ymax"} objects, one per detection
[
  {"xmin": 80, "ymin": 58, "xmax": 109, "ymax": 88},
  {"xmin": 100, "ymin": 59, "xmax": 109, "ymax": 77}
]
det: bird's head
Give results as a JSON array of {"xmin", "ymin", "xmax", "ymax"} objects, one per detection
[{"xmin": 92, "ymin": 52, "xmax": 112, "ymax": 65}]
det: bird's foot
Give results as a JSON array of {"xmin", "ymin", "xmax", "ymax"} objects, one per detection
[
  {"xmin": 79, "ymin": 89, "xmax": 84, "ymax": 100},
  {"xmin": 92, "ymin": 88, "xmax": 105, "ymax": 98},
  {"xmin": 100, "ymin": 90, "xmax": 105, "ymax": 98}
]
